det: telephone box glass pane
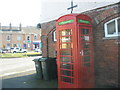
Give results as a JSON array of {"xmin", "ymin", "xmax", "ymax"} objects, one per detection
[
  {"xmin": 84, "ymin": 56, "xmax": 90, "ymax": 62},
  {"xmin": 61, "ymin": 63, "xmax": 71, "ymax": 69},
  {"xmin": 60, "ymin": 49, "xmax": 72, "ymax": 55},
  {"xmin": 84, "ymin": 63, "xmax": 90, "ymax": 67},
  {"xmin": 61, "ymin": 57, "xmax": 73, "ymax": 63},
  {"xmin": 83, "ymin": 50, "xmax": 90, "ymax": 55},
  {"xmin": 60, "ymin": 29, "xmax": 72, "ymax": 36},
  {"xmin": 83, "ymin": 43, "xmax": 90, "ymax": 48},
  {"xmin": 81, "ymin": 36, "xmax": 89, "ymax": 41},
  {"xmin": 61, "ymin": 76, "xmax": 73, "ymax": 83},
  {"xmin": 61, "ymin": 43, "xmax": 72, "ymax": 49},
  {"xmin": 61, "ymin": 36, "xmax": 72, "ymax": 42},
  {"xmin": 61, "ymin": 70, "xmax": 73, "ymax": 76},
  {"xmin": 82, "ymin": 29, "xmax": 89, "ymax": 34}
]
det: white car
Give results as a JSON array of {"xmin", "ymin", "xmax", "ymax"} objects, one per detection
[
  {"xmin": 11, "ymin": 48, "xmax": 27, "ymax": 53},
  {"xmin": 1, "ymin": 49, "xmax": 9, "ymax": 53},
  {"xmin": 34, "ymin": 48, "xmax": 41, "ymax": 53}
]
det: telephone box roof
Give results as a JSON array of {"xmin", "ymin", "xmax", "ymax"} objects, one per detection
[{"xmin": 56, "ymin": 13, "xmax": 91, "ymax": 21}]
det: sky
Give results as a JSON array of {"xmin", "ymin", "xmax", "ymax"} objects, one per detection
[
  {"xmin": 0, "ymin": 0, "xmax": 119, "ymax": 27},
  {"xmin": 0, "ymin": 0, "xmax": 41, "ymax": 27}
]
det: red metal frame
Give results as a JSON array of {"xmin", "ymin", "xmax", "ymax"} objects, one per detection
[{"xmin": 56, "ymin": 14, "xmax": 94, "ymax": 88}]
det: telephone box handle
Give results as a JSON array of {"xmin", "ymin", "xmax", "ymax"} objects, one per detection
[{"xmin": 80, "ymin": 50, "xmax": 83, "ymax": 56}]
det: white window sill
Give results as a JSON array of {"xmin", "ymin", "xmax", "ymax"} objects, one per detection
[{"xmin": 103, "ymin": 36, "xmax": 120, "ymax": 40}]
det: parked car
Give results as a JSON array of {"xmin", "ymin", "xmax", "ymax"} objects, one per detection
[
  {"xmin": 1, "ymin": 49, "xmax": 9, "ymax": 53},
  {"xmin": 11, "ymin": 47, "xmax": 27, "ymax": 53},
  {"xmin": 34, "ymin": 48, "xmax": 41, "ymax": 52},
  {"xmin": 0, "ymin": 49, "xmax": 2, "ymax": 53}
]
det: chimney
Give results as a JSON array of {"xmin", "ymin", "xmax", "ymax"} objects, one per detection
[
  {"xmin": 0, "ymin": 23, "xmax": 1, "ymax": 30},
  {"xmin": 10, "ymin": 23, "xmax": 12, "ymax": 30},
  {"xmin": 19, "ymin": 23, "xmax": 22, "ymax": 30}
]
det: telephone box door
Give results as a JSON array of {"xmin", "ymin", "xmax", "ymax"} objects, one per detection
[{"xmin": 78, "ymin": 26, "xmax": 94, "ymax": 88}]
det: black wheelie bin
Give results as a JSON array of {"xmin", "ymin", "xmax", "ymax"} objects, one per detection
[
  {"xmin": 33, "ymin": 58, "xmax": 43, "ymax": 79},
  {"xmin": 40, "ymin": 57, "xmax": 57, "ymax": 80}
]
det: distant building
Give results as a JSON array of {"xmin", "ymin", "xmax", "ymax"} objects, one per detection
[
  {"xmin": 0, "ymin": 23, "xmax": 41, "ymax": 51},
  {"xmin": 41, "ymin": 2, "xmax": 120, "ymax": 88}
]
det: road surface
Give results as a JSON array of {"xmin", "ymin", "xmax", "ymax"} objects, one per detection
[
  {"xmin": 1, "ymin": 56, "xmax": 42, "ymax": 77},
  {"xmin": 0, "ymin": 56, "xmax": 57, "ymax": 88}
]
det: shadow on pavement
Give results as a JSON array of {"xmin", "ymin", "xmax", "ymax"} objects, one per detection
[{"xmin": 2, "ymin": 72, "xmax": 58, "ymax": 88}]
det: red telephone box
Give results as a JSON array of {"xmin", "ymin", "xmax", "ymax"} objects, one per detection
[{"xmin": 56, "ymin": 14, "xmax": 94, "ymax": 88}]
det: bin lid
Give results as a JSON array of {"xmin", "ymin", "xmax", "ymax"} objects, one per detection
[
  {"xmin": 39, "ymin": 57, "xmax": 48, "ymax": 61},
  {"xmin": 40, "ymin": 57, "xmax": 56, "ymax": 61},
  {"xmin": 33, "ymin": 58, "xmax": 41, "ymax": 61}
]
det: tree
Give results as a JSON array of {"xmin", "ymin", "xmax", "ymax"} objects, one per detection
[{"xmin": 37, "ymin": 23, "xmax": 41, "ymax": 29}]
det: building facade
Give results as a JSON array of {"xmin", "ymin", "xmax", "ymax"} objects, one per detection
[
  {"xmin": 41, "ymin": 2, "xmax": 120, "ymax": 88},
  {"xmin": 0, "ymin": 24, "xmax": 41, "ymax": 51}
]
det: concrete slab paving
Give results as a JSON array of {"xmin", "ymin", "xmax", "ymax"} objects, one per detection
[{"xmin": 2, "ymin": 70, "xmax": 58, "ymax": 88}]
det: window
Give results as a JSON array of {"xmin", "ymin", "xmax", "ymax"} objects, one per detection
[
  {"xmin": 27, "ymin": 36, "xmax": 30, "ymax": 40},
  {"xmin": 7, "ymin": 35, "xmax": 10, "ymax": 41},
  {"xmin": 17, "ymin": 36, "xmax": 21, "ymax": 41},
  {"xmin": 28, "ymin": 44, "xmax": 30, "ymax": 48},
  {"xmin": 13, "ymin": 44, "xmax": 17, "ymax": 47},
  {"xmin": 17, "ymin": 44, "xmax": 21, "ymax": 48},
  {"xmin": 7, "ymin": 43, "xmax": 11, "ymax": 49},
  {"xmin": 118, "ymin": 18, "xmax": 120, "ymax": 33},
  {"xmin": 104, "ymin": 17, "xmax": 120, "ymax": 37},
  {"xmin": 34, "ymin": 34, "xmax": 37, "ymax": 40},
  {"xmin": 53, "ymin": 31, "xmax": 57, "ymax": 41}
]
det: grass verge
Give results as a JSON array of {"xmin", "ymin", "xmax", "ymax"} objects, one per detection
[{"xmin": 0, "ymin": 52, "xmax": 41, "ymax": 58}]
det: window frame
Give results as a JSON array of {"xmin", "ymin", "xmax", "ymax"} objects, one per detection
[
  {"xmin": 104, "ymin": 17, "xmax": 120, "ymax": 37},
  {"xmin": 53, "ymin": 31, "xmax": 57, "ymax": 41}
]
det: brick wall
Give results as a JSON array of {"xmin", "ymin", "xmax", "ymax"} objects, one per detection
[
  {"xmin": 91, "ymin": 24, "xmax": 119, "ymax": 87},
  {"xmin": 41, "ymin": 20, "xmax": 56, "ymax": 57},
  {"xmin": 41, "ymin": 3, "xmax": 119, "ymax": 88},
  {"xmin": 83, "ymin": 3, "xmax": 119, "ymax": 87}
]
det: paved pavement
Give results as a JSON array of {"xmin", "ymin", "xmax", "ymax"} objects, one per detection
[
  {"xmin": 1, "ymin": 56, "xmax": 58, "ymax": 88},
  {"xmin": 2, "ymin": 70, "xmax": 58, "ymax": 88}
]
